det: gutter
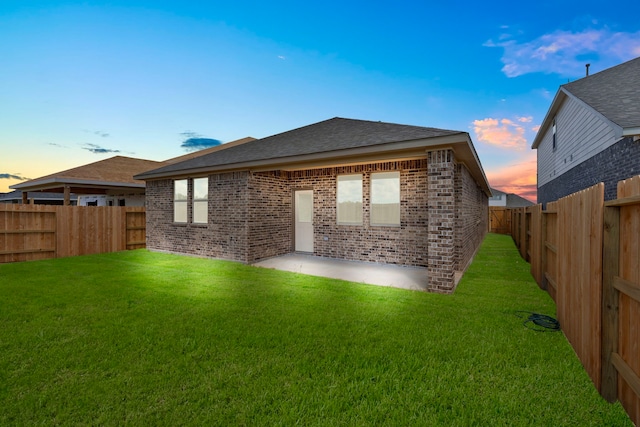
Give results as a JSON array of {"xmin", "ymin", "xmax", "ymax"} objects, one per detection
[{"xmin": 622, "ymin": 127, "xmax": 640, "ymax": 137}]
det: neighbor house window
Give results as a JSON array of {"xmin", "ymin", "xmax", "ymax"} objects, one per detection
[
  {"xmin": 552, "ymin": 118, "xmax": 557, "ymax": 151},
  {"xmin": 371, "ymin": 171, "xmax": 400, "ymax": 226},
  {"xmin": 192, "ymin": 177, "xmax": 208, "ymax": 224},
  {"xmin": 174, "ymin": 179, "xmax": 188, "ymax": 223},
  {"xmin": 337, "ymin": 174, "xmax": 362, "ymax": 225}
]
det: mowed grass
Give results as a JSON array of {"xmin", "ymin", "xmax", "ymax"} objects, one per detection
[{"xmin": 0, "ymin": 234, "xmax": 631, "ymax": 425}]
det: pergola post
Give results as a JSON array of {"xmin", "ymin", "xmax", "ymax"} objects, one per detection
[{"xmin": 64, "ymin": 186, "xmax": 71, "ymax": 206}]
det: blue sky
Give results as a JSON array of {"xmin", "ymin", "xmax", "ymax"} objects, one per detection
[{"xmin": 2, "ymin": 1, "xmax": 640, "ymax": 201}]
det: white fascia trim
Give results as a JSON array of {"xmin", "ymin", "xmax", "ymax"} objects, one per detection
[
  {"xmin": 622, "ymin": 127, "xmax": 640, "ymax": 137},
  {"xmin": 532, "ymin": 88, "xmax": 566, "ymax": 149}
]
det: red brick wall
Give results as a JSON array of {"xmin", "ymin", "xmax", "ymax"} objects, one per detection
[
  {"xmin": 247, "ymin": 171, "xmax": 292, "ymax": 261},
  {"xmin": 145, "ymin": 172, "xmax": 250, "ymax": 260},
  {"xmin": 285, "ymin": 160, "xmax": 430, "ymax": 267},
  {"xmin": 426, "ymin": 150, "xmax": 456, "ymax": 292},
  {"xmin": 144, "ymin": 155, "xmax": 488, "ymax": 294},
  {"xmin": 455, "ymin": 163, "xmax": 488, "ymax": 273}
]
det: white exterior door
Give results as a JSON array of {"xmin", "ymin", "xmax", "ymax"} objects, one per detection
[{"xmin": 295, "ymin": 190, "xmax": 314, "ymax": 253}]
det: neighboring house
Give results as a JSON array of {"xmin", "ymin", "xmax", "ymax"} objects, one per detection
[
  {"xmin": 0, "ymin": 190, "xmax": 78, "ymax": 205},
  {"xmin": 532, "ymin": 57, "xmax": 640, "ymax": 205},
  {"xmin": 489, "ymin": 188, "xmax": 534, "ymax": 207},
  {"xmin": 135, "ymin": 117, "xmax": 491, "ymax": 293},
  {"xmin": 8, "ymin": 139, "xmax": 256, "ymax": 207},
  {"xmin": 10, "ymin": 156, "xmax": 163, "ymax": 206}
]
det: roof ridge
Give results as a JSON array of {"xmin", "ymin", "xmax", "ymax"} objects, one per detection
[{"xmin": 328, "ymin": 116, "xmax": 462, "ymax": 134}]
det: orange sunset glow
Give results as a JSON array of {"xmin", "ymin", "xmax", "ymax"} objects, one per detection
[{"xmin": 485, "ymin": 152, "xmax": 538, "ymax": 203}]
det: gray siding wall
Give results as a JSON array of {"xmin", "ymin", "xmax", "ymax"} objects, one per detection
[{"xmin": 537, "ymin": 94, "xmax": 618, "ymax": 188}]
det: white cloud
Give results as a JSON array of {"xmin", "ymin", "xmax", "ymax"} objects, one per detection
[
  {"xmin": 486, "ymin": 27, "xmax": 640, "ymax": 77},
  {"xmin": 473, "ymin": 117, "xmax": 528, "ymax": 150}
]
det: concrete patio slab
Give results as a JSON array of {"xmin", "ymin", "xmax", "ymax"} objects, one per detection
[{"xmin": 253, "ymin": 253, "xmax": 429, "ymax": 291}]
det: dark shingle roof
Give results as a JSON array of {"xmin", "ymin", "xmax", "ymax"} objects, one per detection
[
  {"xmin": 506, "ymin": 193, "xmax": 534, "ymax": 207},
  {"xmin": 12, "ymin": 156, "xmax": 163, "ymax": 190},
  {"xmin": 138, "ymin": 117, "xmax": 462, "ymax": 178},
  {"xmin": 563, "ymin": 56, "xmax": 640, "ymax": 128}
]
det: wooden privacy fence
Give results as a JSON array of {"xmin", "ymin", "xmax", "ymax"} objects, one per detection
[
  {"xmin": 511, "ymin": 177, "xmax": 640, "ymax": 425},
  {"xmin": 0, "ymin": 205, "xmax": 145, "ymax": 263}
]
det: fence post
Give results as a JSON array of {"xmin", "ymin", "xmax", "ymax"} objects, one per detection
[{"xmin": 601, "ymin": 205, "xmax": 620, "ymax": 402}]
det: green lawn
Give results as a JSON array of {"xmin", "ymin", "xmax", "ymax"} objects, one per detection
[{"xmin": 0, "ymin": 233, "xmax": 631, "ymax": 425}]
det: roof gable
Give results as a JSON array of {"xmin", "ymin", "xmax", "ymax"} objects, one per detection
[{"xmin": 532, "ymin": 56, "xmax": 640, "ymax": 149}]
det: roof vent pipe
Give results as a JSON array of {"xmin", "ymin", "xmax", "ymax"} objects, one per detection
[{"xmin": 586, "ymin": 63, "xmax": 591, "ymax": 76}]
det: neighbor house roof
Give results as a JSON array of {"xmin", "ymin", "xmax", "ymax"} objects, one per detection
[
  {"xmin": 489, "ymin": 187, "xmax": 533, "ymax": 207},
  {"xmin": 506, "ymin": 193, "xmax": 534, "ymax": 207},
  {"xmin": 136, "ymin": 117, "xmax": 491, "ymax": 195},
  {"xmin": 490, "ymin": 188, "xmax": 506, "ymax": 197},
  {"xmin": 11, "ymin": 156, "xmax": 163, "ymax": 194},
  {"xmin": 532, "ymin": 56, "xmax": 640, "ymax": 149}
]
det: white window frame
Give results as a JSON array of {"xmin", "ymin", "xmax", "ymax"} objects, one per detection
[
  {"xmin": 370, "ymin": 171, "xmax": 400, "ymax": 227},
  {"xmin": 192, "ymin": 177, "xmax": 208, "ymax": 224},
  {"xmin": 174, "ymin": 179, "xmax": 188, "ymax": 223},
  {"xmin": 337, "ymin": 174, "xmax": 363, "ymax": 225}
]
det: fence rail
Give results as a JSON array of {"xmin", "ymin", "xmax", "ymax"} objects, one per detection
[
  {"xmin": 509, "ymin": 176, "xmax": 640, "ymax": 425},
  {"xmin": 0, "ymin": 205, "xmax": 145, "ymax": 263}
]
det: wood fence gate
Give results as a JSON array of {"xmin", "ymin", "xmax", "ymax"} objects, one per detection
[{"xmin": 489, "ymin": 207, "xmax": 511, "ymax": 234}]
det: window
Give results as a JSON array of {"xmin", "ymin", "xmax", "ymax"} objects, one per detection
[
  {"xmin": 337, "ymin": 174, "xmax": 362, "ymax": 224},
  {"xmin": 174, "ymin": 179, "xmax": 188, "ymax": 223},
  {"xmin": 552, "ymin": 118, "xmax": 557, "ymax": 151},
  {"xmin": 371, "ymin": 171, "xmax": 400, "ymax": 226},
  {"xmin": 192, "ymin": 177, "xmax": 208, "ymax": 224}
]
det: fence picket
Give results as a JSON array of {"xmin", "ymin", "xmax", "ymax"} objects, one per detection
[
  {"xmin": 507, "ymin": 177, "xmax": 639, "ymax": 425},
  {"xmin": 0, "ymin": 205, "xmax": 145, "ymax": 263}
]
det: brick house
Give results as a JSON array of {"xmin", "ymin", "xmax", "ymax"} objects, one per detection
[
  {"xmin": 135, "ymin": 118, "xmax": 491, "ymax": 292},
  {"xmin": 533, "ymin": 56, "xmax": 640, "ymax": 205}
]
